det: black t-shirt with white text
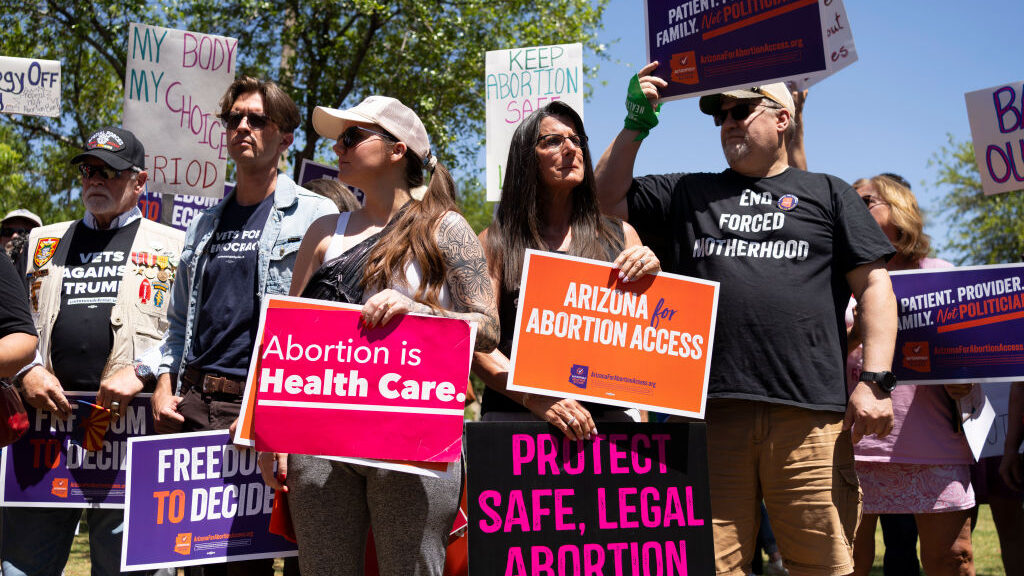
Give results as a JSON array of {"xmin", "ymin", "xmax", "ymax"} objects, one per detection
[
  {"xmin": 627, "ymin": 168, "xmax": 894, "ymax": 411},
  {"xmin": 50, "ymin": 220, "xmax": 140, "ymax": 390},
  {"xmin": 186, "ymin": 195, "xmax": 273, "ymax": 378},
  {"xmin": 0, "ymin": 253, "xmax": 35, "ymax": 340}
]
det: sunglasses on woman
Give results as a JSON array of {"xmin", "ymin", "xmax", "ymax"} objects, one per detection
[
  {"xmin": 338, "ymin": 126, "xmax": 397, "ymax": 149},
  {"xmin": 77, "ymin": 163, "xmax": 137, "ymax": 180},
  {"xmin": 536, "ymin": 133, "xmax": 587, "ymax": 150},
  {"xmin": 220, "ymin": 111, "xmax": 271, "ymax": 130},
  {"xmin": 712, "ymin": 102, "xmax": 778, "ymax": 127}
]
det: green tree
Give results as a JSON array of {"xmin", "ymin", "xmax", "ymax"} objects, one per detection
[{"xmin": 931, "ymin": 135, "xmax": 1024, "ymax": 264}]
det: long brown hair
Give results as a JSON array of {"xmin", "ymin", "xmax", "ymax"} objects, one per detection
[
  {"xmin": 361, "ymin": 147, "xmax": 458, "ymax": 310},
  {"xmin": 486, "ymin": 101, "xmax": 622, "ymax": 291}
]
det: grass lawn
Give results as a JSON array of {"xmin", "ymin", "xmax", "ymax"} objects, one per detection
[{"xmin": 64, "ymin": 505, "xmax": 1008, "ymax": 575}]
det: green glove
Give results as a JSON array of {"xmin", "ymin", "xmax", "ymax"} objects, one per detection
[{"xmin": 623, "ymin": 74, "xmax": 661, "ymax": 142}]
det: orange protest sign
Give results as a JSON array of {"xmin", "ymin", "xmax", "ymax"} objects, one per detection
[{"xmin": 507, "ymin": 251, "xmax": 719, "ymax": 417}]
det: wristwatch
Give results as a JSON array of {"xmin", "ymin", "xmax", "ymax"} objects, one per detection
[
  {"xmin": 860, "ymin": 370, "xmax": 897, "ymax": 394},
  {"xmin": 134, "ymin": 361, "xmax": 157, "ymax": 389}
]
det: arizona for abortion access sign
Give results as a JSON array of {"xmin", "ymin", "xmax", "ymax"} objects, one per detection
[
  {"xmin": 124, "ymin": 23, "xmax": 238, "ymax": 197},
  {"xmin": 508, "ymin": 251, "xmax": 719, "ymax": 418},
  {"xmin": 0, "ymin": 55, "xmax": 61, "ymax": 117},
  {"xmin": 965, "ymin": 80, "xmax": 1024, "ymax": 195},
  {"xmin": 241, "ymin": 296, "xmax": 475, "ymax": 463},
  {"xmin": 122, "ymin": 430, "xmax": 296, "ymax": 571},
  {"xmin": 485, "ymin": 43, "xmax": 583, "ymax": 201},
  {"xmin": 889, "ymin": 263, "xmax": 1024, "ymax": 384},
  {"xmin": 643, "ymin": 0, "xmax": 832, "ymax": 101},
  {"xmin": 467, "ymin": 422, "xmax": 713, "ymax": 575}
]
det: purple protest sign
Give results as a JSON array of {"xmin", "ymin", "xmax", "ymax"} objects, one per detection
[
  {"xmin": 167, "ymin": 186, "xmax": 229, "ymax": 231},
  {"xmin": 122, "ymin": 430, "xmax": 296, "ymax": 571},
  {"xmin": 0, "ymin": 392, "xmax": 151, "ymax": 508},
  {"xmin": 298, "ymin": 158, "xmax": 364, "ymax": 204},
  {"xmin": 643, "ymin": 0, "xmax": 827, "ymax": 101},
  {"xmin": 890, "ymin": 263, "xmax": 1024, "ymax": 383}
]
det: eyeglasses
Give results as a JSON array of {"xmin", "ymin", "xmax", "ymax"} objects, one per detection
[
  {"xmin": 220, "ymin": 111, "xmax": 271, "ymax": 131},
  {"xmin": 338, "ymin": 126, "xmax": 397, "ymax": 149},
  {"xmin": 536, "ymin": 133, "xmax": 587, "ymax": 150},
  {"xmin": 861, "ymin": 195, "xmax": 888, "ymax": 210},
  {"xmin": 712, "ymin": 102, "xmax": 779, "ymax": 127},
  {"xmin": 77, "ymin": 163, "xmax": 137, "ymax": 180},
  {"xmin": 0, "ymin": 227, "xmax": 32, "ymax": 237}
]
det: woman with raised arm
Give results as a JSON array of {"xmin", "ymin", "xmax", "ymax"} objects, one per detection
[
  {"xmin": 474, "ymin": 100, "xmax": 660, "ymax": 440},
  {"xmin": 259, "ymin": 95, "xmax": 498, "ymax": 575}
]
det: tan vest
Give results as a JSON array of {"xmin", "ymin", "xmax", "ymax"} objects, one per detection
[{"xmin": 26, "ymin": 218, "xmax": 185, "ymax": 380}]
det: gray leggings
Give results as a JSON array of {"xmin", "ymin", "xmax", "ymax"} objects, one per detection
[{"xmin": 287, "ymin": 454, "xmax": 461, "ymax": 576}]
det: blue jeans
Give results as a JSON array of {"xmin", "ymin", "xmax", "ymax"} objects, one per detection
[{"xmin": 1, "ymin": 507, "xmax": 153, "ymax": 576}]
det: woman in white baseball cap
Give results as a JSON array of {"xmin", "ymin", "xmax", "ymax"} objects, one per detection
[{"xmin": 259, "ymin": 95, "xmax": 498, "ymax": 575}]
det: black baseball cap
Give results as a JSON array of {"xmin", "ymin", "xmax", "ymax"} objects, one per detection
[{"xmin": 71, "ymin": 126, "xmax": 146, "ymax": 171}]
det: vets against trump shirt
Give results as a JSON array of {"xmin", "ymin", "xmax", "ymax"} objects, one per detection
[{"xmin": 626, "ymin": 168, "xmax": 894, "ymax": 411}]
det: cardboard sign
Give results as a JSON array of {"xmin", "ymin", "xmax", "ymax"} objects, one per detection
[
  {"xmin": 123, "ymin": 23, "xmax": 238, "ymax": 197},
  {"xmin": 485, "ymin": 43, "xmax": 584, "ymax": 201},
  {"xmin": 240, "ymin": 296, "xmax": 474, "ymax": 463},
  {"xmin": 643, "ymin": 0, "xmax": 828, "ymax": 101},
  {"xmin": 466, "ymin": 422, "xmax": 714, "ymax": 575},
  {"xmin": 965, "ymin": 81, "xmax": 1024, "ymax": 195},
  {"xmin": 0, "ymin": 55, "xmax": 61, "ymax": 117},
  {"xmin": 789, "ymin": 0, "xmax": 858, "ymax": 90},
  {"xmin": 121, "ymin": 430, "xmax": 296, "ymax": 571},
  {"xmin": 507, "ymin": 251, "xmax": 718, "ymax": 418},
  {"xmin": 1, "ymin": 393, "xmax": 151, "ymax": 508},
  {"xmin": 889, "ymin": 263, "xmax": 1024, "ymax": 384}
]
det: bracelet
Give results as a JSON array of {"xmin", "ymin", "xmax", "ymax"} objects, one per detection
[{"xmin": 623, "ymin": 74, "xmax": 661, "ymax": 142}]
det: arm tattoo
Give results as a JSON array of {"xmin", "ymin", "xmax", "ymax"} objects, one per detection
[{"xmin": 427, "ymin": 212, "xmax": 499, "ymax": 351}]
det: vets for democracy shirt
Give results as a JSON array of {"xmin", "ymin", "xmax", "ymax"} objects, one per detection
[
  {"xmin": 186, "ymin": 195, "xmax": 273, "ymax": 378},
  {"xmin": 50, "ymin": 220, "xmax": 140, "ymax": 390}
]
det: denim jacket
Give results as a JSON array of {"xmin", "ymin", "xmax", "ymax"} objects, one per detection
[{"xmin": 158, "ymin": 172, "xmax": 337, "ymax": 378}]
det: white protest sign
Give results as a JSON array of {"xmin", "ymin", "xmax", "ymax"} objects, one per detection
[
  {"xmin": 0, "ymin": 56, "xmax": 61, "ymax": 117},
  {"xmin": 485, "ymin": 43, "xmax": 583, "ymax": 202},
  {"xmin": 965, "ymin": 81, "xmax": 1024, "ymax": 196},
  {"xmin": 123, "ymin": 23, "xmax": 238, "ymax": 198},
  {"xmin": 979, "ymin": 382, "xmax": 1024, "ymax": 460},
  {"xmin": 790, "ymin": 0, "xmax": 858, "ymax": 91}
]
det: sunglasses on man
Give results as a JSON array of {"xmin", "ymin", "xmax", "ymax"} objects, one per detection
[
  {"xmin": 712, "ymin": 102, "xmax": 780, "ymax": 127},
  {"xmin": 77, "ymin": 164, "xmax": 138, "ymax": 180},
  {"xmin": 337, "ymin": 126, "xmax": 398, "ymax": 149},
  {"xmin": 220, "ymin": 111, "xmax": 272, "ymax": 131}
]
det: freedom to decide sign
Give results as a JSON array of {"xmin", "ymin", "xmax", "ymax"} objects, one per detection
[
  {"xmin": 508, "ymin": 251, "xmax": 719, "ymax": 418},
  {"xmin": 965, "ymin": 80, "xmax": 1024, "ymax": 195},
  {"xmin": 123, "ymin": 23, "xmax": 238, "ymax": 197}
]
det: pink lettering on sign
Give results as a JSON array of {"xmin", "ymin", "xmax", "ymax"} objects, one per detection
[{"xmin": 181, "ymin": 33, "xmax": 237, "ymax": 74}]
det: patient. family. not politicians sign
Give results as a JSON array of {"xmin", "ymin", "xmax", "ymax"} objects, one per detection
[
  {"xmin": 243, "ymin": 296, "xmax": 475, "ymax": 463},
  {"xmin": 123, "ymin": 23, "xmax": 238, "ymax": 197},
  {"xmin": 508, "ymin": 251, "xmax": 719, "ymax": 418}
]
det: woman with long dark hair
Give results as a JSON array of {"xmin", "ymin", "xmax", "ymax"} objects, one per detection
[
  {"xmin": 475, "ymin": 100, "xmax": 660, "ymax": 439},
  {"xmin": 259, "ymin": 95, "xmax": 498, "ymax": 575}
]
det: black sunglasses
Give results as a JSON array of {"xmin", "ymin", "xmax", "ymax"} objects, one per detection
[
  {"xmin": 0, "ymin": 227, "xmax": 32, "ymax": 237},
  {"xmin": 712, "ymin": 102, "xmax": 778, "ymax": 127},
  {"xmin": 78, "ymin": 163, "xmax": 136, "ymax": 180},
  {"xmin": 221, "ymin": 111, "xmax": 271, "ymax": 131},
  {"xmin": 338, "ymin": 126, "xmax": 397, "ymax": 149},
  {"xmin": 536, "ymin": 133, "xmax": 587, "ymax": 150}
]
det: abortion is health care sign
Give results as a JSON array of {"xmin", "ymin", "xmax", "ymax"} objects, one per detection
[
  {"xmin": 485, "ymin": 43, "xmax": 583, "ymax": 201},
  {"xmin": 467, "ymin": 422, "xmax": 714, "ymax": 575},
  {"xmin": 248, "ymin": 296, "xmax": 474, "ymax": 462},
  {"xmin": 889, "ymin": 263, "xmax": 1024, "ymax": 384},
  {"xmin": 508, "ymin": 251, "xmax": 719, "ymax": 418},
  {"xmin": 965, "ymin": 80, "xmax": 1024, "ymax": 195},
  {"xmin": 122, "ymin": 430, "xmax": 296, "ymax": 571},
  {"xmin": 1, "ymin": 393, "xmax": 151, "ymax": 508},
  {"xmin": 123, "ymin": 23, "xmax": 238, "ymax": 197},
  {"xmin": 0, "ymin": 55, "xmax": 61, "ymax": 117},
  {"xmin": 644, "ymin": 0, "xmax": 829, "ymax": 101}
]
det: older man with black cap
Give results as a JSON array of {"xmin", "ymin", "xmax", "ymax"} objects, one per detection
[
  {"xmin": 595, "ymin": 63, "xmax": 899, "ymax": 576},
  {"xmin": 3, "ymin": 126, "xmax": 184, "ymax": 576}
]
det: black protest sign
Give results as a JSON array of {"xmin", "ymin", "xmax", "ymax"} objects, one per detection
[{"xmin": 466, "ymin": 422, "xmax": 713, "ymax": 575}]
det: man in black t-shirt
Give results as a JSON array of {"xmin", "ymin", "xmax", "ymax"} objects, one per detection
[
  {"xmin": 0, "ymin": 253, "xmax": 36, "ymax": 378},
  {"xmin": 596, "ymin": 64, "xmax": 898, "ymax": 576}
]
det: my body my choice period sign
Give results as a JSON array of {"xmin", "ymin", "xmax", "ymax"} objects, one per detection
[
  {"xmin": 508, "ymin": 251, "xmax": 719, "ymax": 418},
  {"xmin": 467, "ymin": 422, "xmax": 713, "ymax": 575}
]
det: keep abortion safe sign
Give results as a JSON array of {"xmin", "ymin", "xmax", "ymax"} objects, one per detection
[
  {"xmin": 485, "ymin": 43, "xmax": 583, "ymax": 201},
  {"xmin": 123, "ymin": 23, "xmax": 238, "ymax": 197},
  {"xmin": 965, "ymin": 80, "xmax": 1024, "ymax": 195}
]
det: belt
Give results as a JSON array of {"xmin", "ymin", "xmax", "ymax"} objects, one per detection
[{"xmin": 182, "ymin": 366, "xmax": 245, "ymax": 396}]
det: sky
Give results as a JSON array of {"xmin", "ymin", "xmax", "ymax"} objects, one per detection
[{"xmin": 576, "ymin": 0, "xmax": 1023, "ymax": 257}]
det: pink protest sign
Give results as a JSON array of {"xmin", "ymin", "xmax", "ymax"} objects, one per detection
[{"xmin": 250, "ymin": 296, "xmax": 473, "ymax": 463}]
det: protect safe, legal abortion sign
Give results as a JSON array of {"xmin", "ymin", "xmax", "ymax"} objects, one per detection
[
  {"xmin": 246, "ymin": 296, "xmax": 475, "ymax": 462},
  {"xmin": 467, "ymin": 422, "xmax": 713, "ymax": 575},
  {"xmin": 121, "ymin": 430, "xmax": 296, "ymax": 571},
  {"xmin": 1, "ymin": 392, "xmax": 151, "ymax": 508},
  {"xmin": 889, "ymin": 263, "xmax": 1024, "ymax": 383},
  {"xmin": 965, "ymin": 80, "xmax": 1024, "ymax": 195},
  {"xmin": 0, "ymin": 55, "xmax": 61, "ymax": 117},
  {"xmin": 123, "ymin": 23, "xmax": 238, "ymax": 197},
  {"xmin": 508, "ymin": 251, "xmax": 719, "ymax": 418}
]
